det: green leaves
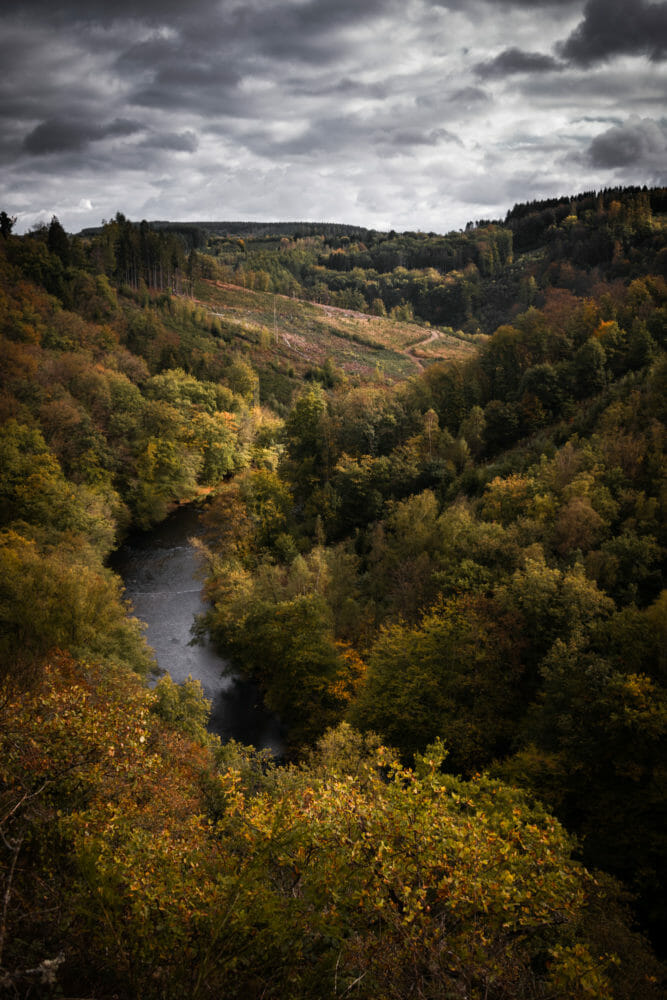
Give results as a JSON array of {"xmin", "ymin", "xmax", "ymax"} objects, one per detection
[
  {"xmin": 0, "ymin": 530, "xmax": 153, "ymax": 684},
  {"xmin": 151, "ymin": 674, "xmax": 211, "ymax": 743},
  {"xmin": 351, "ymin": 594, "xmax": 524, "ymax": 772}
]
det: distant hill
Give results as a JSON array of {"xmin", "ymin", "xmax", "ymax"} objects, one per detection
[
  {"xmin": 80, "ymin": 220, "xmax": 378, "ymax": 240},
  {"xmin": 78, "ymin": 184, "xmax": 667, "ymax": 242}
]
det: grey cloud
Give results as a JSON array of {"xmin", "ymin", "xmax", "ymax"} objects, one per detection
[
  {"xmin": 587, "ymin": 116, "xmax": 667, "ymax": 169},
  {"xmin": 560, "ymin": 0, "xmax": 667, "ymax": 64},
  {"xmin": 517, "ymin": 64, "xmax": 667, "ymax": 104},
  {"xmin": 248, "ymin": 114, "xmax": 463, "ymax": 161},
  {"xmin": 141, "ymin": 130, "xmax": 199, "ymax": 152},
  {"xmin": 0, "ymin": 26, "xmax": 122, "ymax": 126},
  {"xmin": 118, "ymin": 0, "xmax": 390, "ymax": 67},
  {"xmin": 241, "ymin": 115, "xmax": 364, "ymax": 158},
  {"xmin": 23, "ymin": 117, "xmax": 142, "ymax": 155},
  {"xmin": 10, "ymin": 0, "xmax": 391, "ymax": 72},
  {"xmin": 576, "ymin": 115, "xmax": 625, "ymax": 126},
  {"xmin": 416, "ymin": 86, "xmax": 491, "ymax": 113},
  {"xmin": 503, "ymin": 0, "xmax": 579, "ymax": 5},
  {"xmin": 427, "ymin": 0, "xmax": 579, "ymax": 7},
  {"xmin": 449, "ymin": 86, "xmax": 490, "ymax": 104},
  {"xmin": 239, "ymin": 102, "xmax": 432, "ymax": 160},
  {"xmin": 2, "ymin": 0, "xmax": 666, "ymax": 236},
  {"xmin": 475, "ymin": 47, "xmax": 562, "ymax": 77},
  {"xmin": 114, "ymin": 35, "xmax": 183, "ymax": 73},
  {"xmin": 332, "ymin": 78, "xmax": 388, "ymax": 97},
  {"xmin": 0, "ymin": 35, "xmax": 35, "ymax": 77},
  {"xmin": 374, "ymin": 126, "xmax": 461, "ymax": 148},
  {"xmin": 287, "ymin": 76, "xmax": 392, "ymax": 100}
]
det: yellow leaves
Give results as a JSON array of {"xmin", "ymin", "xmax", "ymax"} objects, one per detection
[
  {"xmin": 3, "ymin": 645, "xmax": 636, "ymax": 1000},
  {"xmin": 547, "ymin": 943, "xmax": 617, "ymax": 1000},
  {"xmin": 482, "ymin": 473, "xmax": 534, "ymax": 524}
]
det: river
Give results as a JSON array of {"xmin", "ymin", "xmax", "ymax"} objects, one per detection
[{"xmin": 111, "ymin": 503, "xmax": 284, "ymax": 754}]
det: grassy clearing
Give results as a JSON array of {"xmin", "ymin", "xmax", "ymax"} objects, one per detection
[
  {"xmin": 193, "ymin": 279, "xmax": 478, "ymax": 382},
  {"xmin": 410, "ymin": 329, "xmax": 481, "ymax": 362}
]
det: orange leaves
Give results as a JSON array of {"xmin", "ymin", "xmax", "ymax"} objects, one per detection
[
  {"xmin": 1, "ymin": 649, "xmax": 232, "ymax": 986},
  {"xmin": 330, "ymin": 641, "xmax": 366, "ymax": 705}
]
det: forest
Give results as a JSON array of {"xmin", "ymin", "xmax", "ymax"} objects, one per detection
[{"xmin": 0, "ymin": 186, "xmax": 666, "ymax": 998}]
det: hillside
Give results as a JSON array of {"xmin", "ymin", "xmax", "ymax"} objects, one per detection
[
  {"xmin": 0, "ymin": 187, "xmax": 665, "ymax": 998},
  {"xmin": 191, "ymin": 277, "xmax": 478, "ymax": 381}
]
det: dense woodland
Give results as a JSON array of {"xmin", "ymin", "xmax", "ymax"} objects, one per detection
[{"xmin": 0, "ymin": 187, "xmax": 666, "ymax": 998}]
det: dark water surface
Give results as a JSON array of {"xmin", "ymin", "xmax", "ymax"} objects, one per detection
[{"xmin": 111, "ymin": 503, "xmax": 284, "ymax": 754}]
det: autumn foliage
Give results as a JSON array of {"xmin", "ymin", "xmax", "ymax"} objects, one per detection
[{"xmin": 1, "ymin": 190, "xmax": 666, "ymax": 995}]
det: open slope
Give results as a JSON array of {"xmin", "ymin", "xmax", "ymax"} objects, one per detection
[{"xmin": 193, "ymin": 277, "xmax": 478, "ymax": 382}]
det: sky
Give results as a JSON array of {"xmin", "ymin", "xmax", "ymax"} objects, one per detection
[{"xmin": 1, "ymin": 0, "xmax": 666, "ymax": 235}]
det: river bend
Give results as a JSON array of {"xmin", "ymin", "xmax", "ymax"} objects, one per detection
[{"xmin": 111, "ymin": 503, "xmax": 283, "ymax": 754}]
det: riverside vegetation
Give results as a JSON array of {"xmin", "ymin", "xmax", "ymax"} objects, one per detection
[{"xmin": 0, "ymin": 189, "xmax": 666, "ymax": 998}]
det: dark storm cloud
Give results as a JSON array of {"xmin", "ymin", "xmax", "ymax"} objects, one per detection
[
  {"xmin": 23, "ymin": 117, "xmax": 142, "ymax": 155},
  {"xmin": 560, "ymin": 0, "xmax": 667, "ymax": 64},
  {"xmin": 0, "ymin": 25, "xmax": 115, "ymax": 124},
  {"xmin": 250, "ymin": 0, "xmax": 390, "ymax": 60},
  {"xmin": 109, "ymin": 0, "xmax": 395, "ymax": 116},
  {"xmin": 117, "ymin": 35, "xmax": 242, "ymax": 112},
  {"xmin": 475, "ymin": 47, "xmax": 562, "ymax": 77},
  {"xmin": 7, "ymin": 0, "xmax": 217, "ymax": 25},
  {"xmin": 115, "ymin": 35, "xmax": 241, "ymax": 86},
  {"xmin": 9, "ymin": 0, "xmax": 393, "ymax": 88},
  {"xmin": 587, "ymin": 116, "xmax": 667, "ymax": 169}
]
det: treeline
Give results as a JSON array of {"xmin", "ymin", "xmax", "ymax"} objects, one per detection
[
  {"xmin": 201, "ymin": 185, "xmax": 666, "ymax": 334},
  {"xmin": 194, "ymin": 220, "xmax": 377, "ymax": 239},
  {"xmin": 87, "ymin": 214, "xmax": 197, "ymax": 292},
  {"xmin": 80, "ymin": 218, "xmax": 377, "ymax": 241},
  {"xmin": 7, "ymin": 213, "xmax": 194, "ymax": 301},
  {"xmin": 503, "ymin": 185, "xmax": 667, "ymax": 251},
  {"xmin": 0, "ymin": 189, "xmax": 666, "ymax": 997}
]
